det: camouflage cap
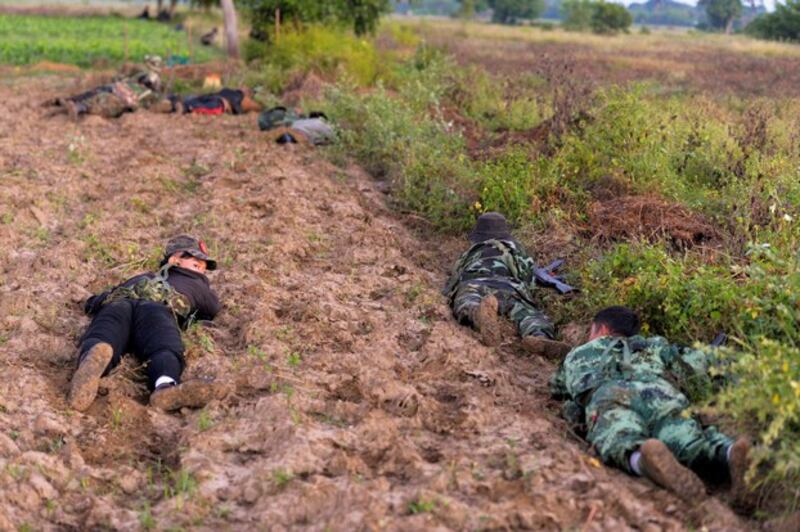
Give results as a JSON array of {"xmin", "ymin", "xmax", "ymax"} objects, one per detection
[
  {"xmin": 164, "ymin": 234, "xmax": 217, "ymax": 270},
  {"xmin": 469, "ymin": 212, "xmax": 512, "ymax": 243}
]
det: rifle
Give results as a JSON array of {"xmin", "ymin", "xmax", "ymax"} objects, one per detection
[
  {"xmin": 710, "ymin": 331, "xmax": 727, "ymax": 348},
  {"xmin": 534, "ymin": 259, "xmax": 577, "ymax": 294}
]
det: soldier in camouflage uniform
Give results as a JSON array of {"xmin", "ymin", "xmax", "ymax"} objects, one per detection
[
  {"xmin": 550, "ymin": 306, "xmax": 751, "ymax": 505},
  {"xmin": 46, "ymin": 56, "xmax": 169, "ymax": 119},
  {"xmin": 444, "ymin": 212, "xmax": 570, "ymax": 357},
  {"xmin": 69, "ymin": 235, "xmax": 221, "ymax": 412}
]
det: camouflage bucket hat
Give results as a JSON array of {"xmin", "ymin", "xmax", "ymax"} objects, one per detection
[
  {"xmin": 164, "ymin": 234, "xmax": 217, "ymax": 270},
  {"xmin": 469, "ymin": 212, "xmax": 512, "ymax": 243}
]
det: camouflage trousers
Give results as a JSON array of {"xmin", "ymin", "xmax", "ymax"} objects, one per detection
[
  {"xmin": 586, "ymin": 378, "xmax": 732, "ymax": 474},
  {"xmin": 451, "ymin": 281, "xmax": 555, "ymax": 339},
  {"xmin": 75, "ymin": 91, "xmax": 132, "ymax": 118}
]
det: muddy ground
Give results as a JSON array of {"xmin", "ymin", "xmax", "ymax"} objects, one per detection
[{"xmin": 0, "ymin": 75, "xmax": 753, "ymax": 530}]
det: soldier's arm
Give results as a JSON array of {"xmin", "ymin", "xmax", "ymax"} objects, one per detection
[{"xmin": 194, "ymin": 287, "xmax": 222, "ymax": 321}]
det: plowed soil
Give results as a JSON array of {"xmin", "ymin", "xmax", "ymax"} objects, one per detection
[{"xmin": 0, "ymin": 75, "xmax": 750, "ymax": 530}]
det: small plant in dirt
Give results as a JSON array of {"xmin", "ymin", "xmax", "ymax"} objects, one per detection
[
  {"xmin": 110, "ymin": 408, "xmax": 124, "ymax": 431},
  {"xmin": 138, "ymin": 502, "xmax": 156, "ymax": 530},
  {"xmin": 286, "ymin": 351, "xmax": 302, "ymax": 367},
  {"xmin": 164, "ymin": 469, "xmax": 197, "ymax": 500},
  {"xmin": 66, "ymin": 135, "xmax": 86, "ymax": 165},
  {"xmin": 185, "ymin": 324, "xmax": 216, "ymax": 357},
  {"xmin": 271, "ymin": 468, "xmax": 294, "ymax": 489},
  {"xmin": 198, "ymin": 409, "xmax": 215, "ymax": 432},
  {"xmin": 407, "ymin": 497, "xmax": 436, "ymax": 514}
]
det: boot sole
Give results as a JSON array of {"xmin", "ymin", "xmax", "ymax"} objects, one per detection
[
  {"xmin": 522, "ymin": 336, "xmax": 571, "ymax": 359},
  {"xmin": 475, "ymin": 295, "xmax": 501, "ymax": 347},
  {"xmin": 150, "ymin": 379, "xmax": 216, "ymax": 411},
  {"xmin": 728, "ymin": 437, "xmax": 752, "ymax": 509},
  {"xmin": 68, "ymin": 343, "xmax": 113, "ymax": 412},
  {"xmin": 640, "ymin": 439, "xmax": 707, "ymax": 504}
]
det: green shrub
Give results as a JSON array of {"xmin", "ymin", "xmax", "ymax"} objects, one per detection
[
  {"xmin": 714, "ymin": 339, "xmax": 800, "ymax": 501},
  {"xmin": 478, "ymin": 150, "xmax": 536, "ymax": 224},
  {"xmin": 325, "ymin": 83, "xmax": 478, "ymax": 231},
  {"xmin": 245, "ymin": 25, "xmax": 386, "ymax": 90},
  {"xmin": 591, "ymin": 2, "xmax": 633, "ymax": 34},
  {"xmin": 561, "ymin": 0, "xmax": 594, "ymax": 31}
]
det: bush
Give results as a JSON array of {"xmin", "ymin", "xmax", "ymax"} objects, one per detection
[
  {"xmin": 561, "ymin": 0, "xmax": 594, "ymax": 31},
  {"xmin": 590, "ymin": 1, "xmax": 633, "ymax": 34},
  {"xmin": 746, "ymin": 0, "xmax": 800, "ymax": 42},
  {"xmin": 323, "ymin": 49, "xmax": 479, "ymax": 231},
  {"xmin": 478, "ymin": 149, "xmax": 537, "ymax": 224},
  {"xmin": 243, "ymin": 0, "xmax": 391, "ymax": 40},
  {"xmin": 244, "ymin": 25, "xmax": 386, "ymax": 90}
]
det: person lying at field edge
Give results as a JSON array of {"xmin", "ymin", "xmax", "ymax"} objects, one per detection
[
  {"xmin": 164, "ymin": 87, "xmax": 262, "ymax": 115},
  {"xmin": 69, "ymin": 235, "xmax": 221, "ymax": 412},
  {"xmin": 550, "ymin": 306, "xmax": 752, "ymax": 507},
  {"xmin": 443, "ymin": 211, "xmax": 571, "ymax": 358},
  {"xmin": 44, "ymin": 55, "xmax": 168, "ymax": 119}
]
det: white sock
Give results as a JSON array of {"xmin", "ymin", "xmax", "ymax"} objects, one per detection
[
  {"xmin": 155, "ymin": 376, "xmax": 177, "ymax": 389},
  {"xmin": 629, "ymin": 451, "xmax": 643, "ymax": 476}
]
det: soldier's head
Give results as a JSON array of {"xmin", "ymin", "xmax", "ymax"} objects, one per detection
[
  {"xmin": 590, "ymin": 306, "xmax": 640, "ymax": 340},
  {"xmin": 162, "ymin": 234, "xmax": 217, "ymax": 274},
  {"xmin": 469, "ymin": 212, "xmax": 512, "ymax": 244}
]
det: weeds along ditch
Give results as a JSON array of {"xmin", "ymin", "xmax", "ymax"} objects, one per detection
[
  {"xmin": 243, "ymin": 22, "xmax": 800, "ymax": 513},
  {"xmin": 0, "ymin": 14, "xmax": 221, "ymax": 67}
]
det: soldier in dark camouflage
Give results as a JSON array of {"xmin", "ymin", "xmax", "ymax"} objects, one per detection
[
  {"xmin": 444, "ymin": 212, "xmax": 570, "ymax": 358},
  {"xmin": 69, "ymin": 235, "xmax": 221, "ymax": 412},
  {"xmin": 45, "ymin": 56, "xmax": 170, "ymax": 119},
  {"xmin": 551, "ymin": 306, "xmax": 752, "ymax": 506}
]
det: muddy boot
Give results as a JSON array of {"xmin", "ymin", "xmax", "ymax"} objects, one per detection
[
  {"xmin": 728, "ymin": 437, "xmax": 753, "ymax": 509},
  {"xmin": 639, "ymin": 439, "xmax": 707, "ymax": 503},
  {"xmin": 474, "ymin": 294, "xmax": 501, "ymax": 347},
  {"xmin": 521, "ymin": 335, "xmax": 571, "ymax": 359},
  {"xmin": 68, "ymin": 343, "xmax": 113, "ymax": 412},
  {"xmin": 149, "ymin": 378, "xmax": 216, "ymax": 411},
  {"xmin": 65, "ymin": 100, "xmax": 82, "ymax": 121},
  {"xmin": 150, "ymin": 99, "xmax": 175, "ymax": 113}
]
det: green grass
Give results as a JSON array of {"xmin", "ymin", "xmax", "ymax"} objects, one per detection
[
  {"xmin": 273, "ymin": 20, "xmax": 800, "ymax": 513},
  {"xmin": 0, "ymin": 15, "xmax": 222, "ymax": 67}
]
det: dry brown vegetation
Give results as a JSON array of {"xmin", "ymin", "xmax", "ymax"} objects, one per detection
[{"xmin": 417, "ymin": 20, "xmax": 800, "ymax": 98}]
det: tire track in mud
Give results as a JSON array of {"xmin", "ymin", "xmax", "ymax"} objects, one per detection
[{"xmin": 0, "ymin": 77, "xmax": 747, "ymax": 530}]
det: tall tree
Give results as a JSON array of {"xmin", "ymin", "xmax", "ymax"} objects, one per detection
[
  {"xmin": 491, "ymin": 0, "xmax": 545, "ymax": 23},
  {"xmin": 220, "ymin": 0, "xmax": 240, "ymax": 58},
  {"xmin": 699, "ymin": 0, "xmax": 742, "ymax": 34}
]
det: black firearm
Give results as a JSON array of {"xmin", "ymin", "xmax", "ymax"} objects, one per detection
[
  {"xmin": 710, "ymin": 331, "xmax": 727, "ymax": 348},
  {"xmin": 534, "ymin": 259, "xmax": 577, "ymax": 294}
]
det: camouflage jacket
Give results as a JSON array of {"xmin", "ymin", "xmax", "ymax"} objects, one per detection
[
  {"xmin": 550, "ymin": 335, "xmax": 713, "ymax": 403},
  {"xmin": 443, "ymin": 239, "xmax": 537, "ymax": 301},
  {"xmin": 85, "ymin": 266, "xmax": 221, "ymax": 327}
]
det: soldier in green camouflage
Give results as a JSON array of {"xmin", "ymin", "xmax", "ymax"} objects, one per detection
[
  {"xmin": 46, "ymin": 56, "xmax": 169, "ymax": 119},
  {"xmin": 444, "ymin": 212, "xmax": 570, "ymax": 357},
  {"xmin": 551, "ymin": 306, "xmax": 752, "ymax": 505}
]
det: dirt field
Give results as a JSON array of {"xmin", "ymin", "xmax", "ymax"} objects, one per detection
[{"xmin": 0, "ymin": 75, "xmax": 753, "ymax": 530}]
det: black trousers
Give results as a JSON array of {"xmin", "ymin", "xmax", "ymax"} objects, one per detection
[{"xmin": 79, "ymin": 299, "xmax": 185, "ymax": 390}]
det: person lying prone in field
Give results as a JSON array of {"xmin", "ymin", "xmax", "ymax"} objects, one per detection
[
  {"xmin": 69, "ymin": 235, "xmax": 222, "ymax": 412},
  {"xmin": 44, "ymin": 56, "xmax": 168, "ymax": 119},
  {"xmin": 550, "ymin": 306, "xmax": 752, "ymax": 506},
  {"xmin": 443, "ymin": 212, "xmax": 571, "ymax": 358}
]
